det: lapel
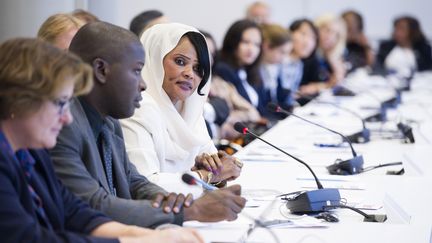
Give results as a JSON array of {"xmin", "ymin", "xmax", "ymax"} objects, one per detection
[{"xmin": 72, "ymin": 99, "xmax": 111, "ymax": 192}]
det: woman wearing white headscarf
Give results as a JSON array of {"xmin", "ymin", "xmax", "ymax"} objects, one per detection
[{"xmin": 121, "ymin": 23, "xmax": 242, "ymax": 194}]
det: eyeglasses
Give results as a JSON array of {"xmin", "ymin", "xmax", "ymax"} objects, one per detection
[{"xmin": 51, "ymin": 98, "xmax": 73, "ymax": 115}]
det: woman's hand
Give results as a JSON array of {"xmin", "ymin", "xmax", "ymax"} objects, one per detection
[
  {"xmin": 192, "ymin": 151, "xmax": 242, "ymax": 185},
  {"xmin": 192, "ymin": 153, "xmax": 223, "ymax": 173}
]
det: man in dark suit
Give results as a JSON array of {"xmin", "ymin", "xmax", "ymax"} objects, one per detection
[{"xmin": 50, "ymin": 21, "xmax": 246, "ymax": 228}]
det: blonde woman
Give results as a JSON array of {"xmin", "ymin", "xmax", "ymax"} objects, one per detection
[
  {"xmin": 299, "ymin": 14, "xmax": 347, "ymax": 96},
  {"xmin": 37, "ymin": 13, "xmax": 84, "ymax": 49}
]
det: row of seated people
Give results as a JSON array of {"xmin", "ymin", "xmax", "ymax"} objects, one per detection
[
  {"xmin": 0, "ymin": 11, "xmax": 247, "ymax": 242},
  {"xmin": 1, "ymin": 4, "xmax": 430, "ymax": 241}
]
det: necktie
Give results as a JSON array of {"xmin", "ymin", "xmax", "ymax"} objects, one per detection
[{"xmin": 100, "ymin": 124, "xmax": 115, "ymax": 195}]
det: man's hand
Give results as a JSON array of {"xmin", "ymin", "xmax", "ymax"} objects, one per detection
[
  {"xmin": 151, "ymin": 192, "xmax": 194, "ymax": 214},
  {"xmin": 183, "ymin": 184, "xmax": 246, "ymax": 222}
]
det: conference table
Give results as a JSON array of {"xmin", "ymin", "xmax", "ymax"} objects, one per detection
[{"xmin": 186, "ymin": 69, "xmax": 432, "ymax": 243}]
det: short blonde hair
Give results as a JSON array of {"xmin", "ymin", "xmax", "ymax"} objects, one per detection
[
  {"xmin": 37, "ymin": 13, "xmax": 85, "ymax": 44},
  {"xmin": 0, "ymin": 38, "xmax": 93, "ymax": 119},
  {"xmin": 315, "ymin": 14, "xmax": 347, "ymax": 59}
]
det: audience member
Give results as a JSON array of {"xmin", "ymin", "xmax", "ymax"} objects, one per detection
[
  {"xmin": 121, "ymin": 23, "xmax": 242, "ymax": 193},
  {"xmin": 376, "ymin": 15, "xmax": 432, "ymax": 75},
  {"xmin": 214, "ymin": 20, "xmax": 265, "ymax": 115},
  {"xmin": 37, "ymin": 13, "xmax": 84, "ymax": 50},
  {"xmin": 342, "ymin": 10, "xmax": 374, "ymax": 71},
  {"xmin": 245, "ymin": 1, "xmax": 271, "ymax": 24},
  {"xmin": 259, "ymin": 23, "xmax": 293, "ymax": 115},
  {"xmin": 129, "ymin": 10, "xmax": 168, "ymax": 37}
]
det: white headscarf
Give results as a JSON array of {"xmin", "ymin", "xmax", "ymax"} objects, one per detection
[{"xmin": 138, "ymin": 23, "xmax": 216, "ymax": 167}]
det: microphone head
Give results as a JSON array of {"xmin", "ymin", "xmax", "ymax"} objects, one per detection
[
  {"xmin": 233, "ymin": 122, "xmax": 248, "ymax": 134},
  {"xmin": 181, "ymin": 173, "xmax": 197, "ymax": 186},
  {"xmin": 266, "ymin": 103, "xmax": 280, "ymax": 113}
]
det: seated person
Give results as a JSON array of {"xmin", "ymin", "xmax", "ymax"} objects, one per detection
[
  {"xmin": 0, "ymin": 38, "xmax": 203, "ymax": 243},
  {"xmin": 129, "ymin": 10, "xmax": 168, "ymax": 37},
  {"xmin": 214, "ymin": 20, "xmax": 266, "ymax": 115},
  {"xmin": 299, "ymin": 14, "xmax": 347, "ymax": 97},
  {"xmin": 259, "ymin": 23, "xmax": 293, "ymax": 116},
  {"xmin": 50, "ymin": 21, "xmax": 246, "ymax": 228},
  {"xmin": 121, "ymin": 23, "xmax": 243, "ymax": 194},
  {"xmin": 245, "ymin": 1, "xmax": 271, "ymax": 24},
  {"xmin": 201, "ymin": 30, "xmax": 261, "ymax": 140},
  {"xmin": 376, "ymin": 15, "xmax": 432, "ymax": 76},
  {"xmin": 37, "ymin": 13, "xmax": 84, "ymax": 50},
  {"xmin": 341, "ymin": 10, "xmax": 374, "ymax": 71},
  {"xmin": 285, "ymin": 19, "xmax": 319, "ymax": 105}
]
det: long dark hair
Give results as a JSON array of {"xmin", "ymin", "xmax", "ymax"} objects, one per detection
[
  {"xmin": 183, "ymin": 31, "xmax": 211, "ymax": 96},
  {"xmin": 220, "ymin": 19, "xmax": 263, "ymax": 86},
  {"xmin": 289, "ymin": 18, "xmax": 319, "ymax": 58},
  {"xmin": 393, "ymin": 16, "xmax": 427, "ymax": 46},
  {"xmin": 342, "ymin": 10, "xmax": 364, "ymax": 32}
]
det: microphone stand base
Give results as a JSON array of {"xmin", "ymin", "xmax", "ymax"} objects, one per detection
[
  {"xmin": 285, "ymin": 188, "xmax": 341, "ymax": 214},
  {"xmin": 327, "ymin": 155, "xmax": 364, "ymax": 175}
]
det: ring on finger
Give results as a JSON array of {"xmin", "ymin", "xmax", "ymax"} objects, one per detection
[{"xmin": 234, "ymin": 158, "xmax": 243, "ymax": 168}]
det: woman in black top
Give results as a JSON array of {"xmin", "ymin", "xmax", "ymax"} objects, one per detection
[{"xmin": 377, "ymin": 16, "xmax": 432, "ymax": 73}]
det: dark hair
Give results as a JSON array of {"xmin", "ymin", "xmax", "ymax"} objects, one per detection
[
  {"xmin": 183, "ymin": 32, "xmax": 211, "ymax": 96},
  {"xmin": 220, "ymin": 19, "xmax": 263, "ymax": 85},
  {"xmin": 199, "ymin": 29, "xmax": 216, "ymax": 57},
  {"xmin": 129, "ymin": 10, "xmax": 163, "ymax": 37},
  {"xmin": 289, "ymin": 18, "xmax": 319, "ymax": 57},
  {"xmin": 393, "ymin": 15, "xmax": 427, "ymax": 45},
  {"xmin": 342, "ymin": 10, "xmax": 364, "ymax": 31}
]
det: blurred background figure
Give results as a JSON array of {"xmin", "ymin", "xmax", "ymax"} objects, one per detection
[
  {"xmin": 298, "ymin": 14, "xmax": 347, "ymax": 97},
  {"xmin": 72, "ymin": 9, "xmax": 100, "ymax": 23},
  {"xmin": 245, "ymin": 1, "xmax": 271, "ymax": 24},
  {"xmin": 37, "ymin": 13, "xmax": 84, "ymax": 50},
  {"xmin": 201, "ymin": 30, "xmax": 261, "ymax": 140},
  {"xmin": 129, "ymin": 10, "xmax": 168, "ymax": 37},
  {"xmin": 214, "ymin": 19, "xmax": 264, "ymax": 114},
  {"xmin": 342, "ymin": 10, "xmax": 374, "ymax": 72},
  {"xmin": 376, "ymin": 15, "xmax": 432, "ymax": 76},
  {"xmin": 286, "ymin": 19, "xmax": 319, "ymax": 106},
  {"xmin": 259, "ymin": 23, "xmax": 293, "ymax": 116}
]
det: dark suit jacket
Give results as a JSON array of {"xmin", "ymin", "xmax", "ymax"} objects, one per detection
[
  {"xmin": 50, "ymin": 98, "xmax": 183, "ymax": 228},
  {"xmin": 0, "ymin": 148, "xmax": 117, "ymax": 243},
  {"xmin": 377, "ymin": 40, "xmax": 432, "ymax": 72},
  {"xmin": 214, "ymin": 61, "xmax": 267, "ymax": 115}
]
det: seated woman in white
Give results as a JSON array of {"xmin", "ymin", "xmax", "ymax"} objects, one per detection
[{"xmin": 121, "ymin": 23, "xmax": 242, "ymax": 194}]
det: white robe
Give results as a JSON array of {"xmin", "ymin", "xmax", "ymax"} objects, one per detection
[{"xmin": 121, "ymin": 23, "xmax": 216, "ymax": 195}]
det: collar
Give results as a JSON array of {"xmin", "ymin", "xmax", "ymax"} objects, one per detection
[{"xmin": 78, "ymin": 97, "xmax": 105, "ymax": 140}]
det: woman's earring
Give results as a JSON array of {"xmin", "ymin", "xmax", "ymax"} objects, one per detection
[{"xmin": 10, "ymin": 113, "xmax": 15, "ymax": 119}]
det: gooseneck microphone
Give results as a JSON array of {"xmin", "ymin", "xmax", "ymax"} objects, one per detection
[
  {"xmin": 266, "ymin": 103, "xmax": 364, "ymax": 175},
  {"xmin": 313, "ymin": 100, "xmax": 371, "ymax": 143},
  {"xmin": 234, "ymin": 122, "xmax": 323, "ymax": 189},
  {"xmin": 233, "ymin": 122, "xmax": 341, "ymax": 214}
]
